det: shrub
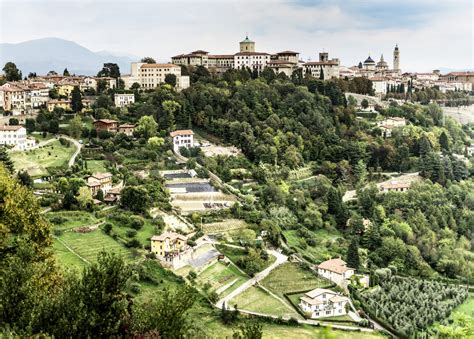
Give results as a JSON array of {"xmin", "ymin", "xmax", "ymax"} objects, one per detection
[
  {"xmin": 130, "ymin": 282, "xmax": 141, "ymax": 294},
  {"xmin": 50, "ymin": 215, "xmax": 67, "ymax": 224},
  {"xmin": 103, "ymin": 223, "xmax": 113, "ymax": 234},
  {"xmin": 130, "ymin": 216, "xmax": 144, "ymax": 230},
  {"xmin": 53, "ymin": 229, "xmax": 63, "ymax": 236},
  {"xmin": 126, "ymin": 239, "xmax": 141, "ymax": 248},
  {"xmin": 126, "ymin": 229, "xmax": 137, "ymax": 238}
]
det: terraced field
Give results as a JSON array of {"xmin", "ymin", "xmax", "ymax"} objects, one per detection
[
  {"xmin": 54, "ymin": 230, "xmax": 134, "ymax": 265},
  {"xmin": 261, "ymin": 262, "xmax": 331, "ymax": 298},
  {"xmin": 202, "ymin": 219, "xmax": 248, "ymax": 233},
  {"xmin": 196, "ymin": 261, "xmax": 248, "ymax": 297},
  {"xmin": 46, "ymin": 211, "xmax": 101, "ymax": 231}
]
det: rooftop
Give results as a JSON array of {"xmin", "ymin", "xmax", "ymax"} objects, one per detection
[
  {"xmin": 0, "ymin": 125, "xmax": 23, "ymax": 131},
  {"xmin": 317, "ymin": 258, "xmax": 353, "ymax": 274},
  {"xmin": 151, "ymin": 231, "xmax": 187, "ymax": 242},
  {"xmin": 141, "ymin": 63, "xmax": 180, "ymax": 69},
  {"xmin": 170, "ymin": 129, "xmax": 194, "ymax": 137}
]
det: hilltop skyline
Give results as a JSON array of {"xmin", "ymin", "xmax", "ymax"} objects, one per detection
[{"xmin": 0, "ymin": 0, "xmax": 473, "ymax": 72}]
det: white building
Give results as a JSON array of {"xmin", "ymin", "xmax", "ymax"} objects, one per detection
[
  {"xmin": 377, "ymin": 117, "xmax": 406, "ymax": 128},
  {"xmin": 0, "ymin": 125, "xmax": 35, "ymax": 150},
  {"xmin": 299, "ymin": 288, "xmax": 349, "ymax": 319},
  {"xmin": 170, "ymin": 129, "xmax": 194, "ymax": 152},
  {"xmin": 317, "ymin": 258, "xmax": 355, "ymax": 286},
  {"xmin": 121, "ymin": 62, "xmax": 190, "ymax": 90},
  {"xmin": 114, "ymin": 93, "xmax": 135, "ymax": 107},
  {"xmin": 370, "ymin": 77, "xmax": 388, "ymax": 95}
]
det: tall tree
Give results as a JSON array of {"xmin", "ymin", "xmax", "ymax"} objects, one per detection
[
  {"xmin": 140, "ymin": 57, "xmax": 156, "ymax": 64},
  {"xmin": 0, "ymin": 147, "xmax": 14, "ymax": 173},
  {"xmin": 63, "ymin": 68, "xmax": 70, "ymax": 76},
  {"xmin": 71, "ymin": 86, "xmax": 83, "ymax": 112},
  {"xmin": 97, "ymin": 63, "xmax": 121, "ymax": 78},
  {"xmin": 164, "ymin": 73, "xmax": 177, "ymax": 87},
  {"xmin": 2, "ymin": 62, "xmax": 22, "ymax": 81},
  {"xmin": 347, "ymin": 238, "xmax": 360, "ymax": 269},
  {"xmin": 439, "ymin": 131, "xmax": 449, "ymax": 152}
]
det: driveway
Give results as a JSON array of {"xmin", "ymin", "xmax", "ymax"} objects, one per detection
[{"xmin": 216, "ymin": 248, "xmax": 288, "ymax": 309}]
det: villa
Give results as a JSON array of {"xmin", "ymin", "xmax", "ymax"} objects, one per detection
[
  {"xmin": 86, "ymin": 172, "xmax": 113, "ymax": 195},
  {"xmin": 170, "ymin": 129, "xmax": 194, "ymax": 152},
  {"xmin": 317, "ymin": 258, "xmax": 355, "ymax": 286},
  {"xmin": 151, "ymin": 231, "xmax": 191, "ymax": 268},
  {"xmin": 299, "ymin": 288, "xmax": 349, "ymax": 319}
]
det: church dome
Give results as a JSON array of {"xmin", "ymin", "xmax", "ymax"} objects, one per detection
[
  {"xmin": 240, "ymin": 35, "xmax": 254, "ymax": 43},
  {"xmin": 364, "ymin": 56, "xmax": 375, "ymax": 64}
]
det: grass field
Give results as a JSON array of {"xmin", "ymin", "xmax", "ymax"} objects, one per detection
[
  {"xmin": 231, "ymin": 286, "xmax": 299, "ymax": 318},
  {"xmin": 196, "ymin": 261, "xmax": 248, "ymax": 297},
  {"xmin": 53, "ymin": 238, "xmax": 87, "ymax": 270},
  {"xmin": 85, "ymin": 160, "xmax": 108, "ymax": 173},
  {"xmin": 46, "ymin": 210, "xmax": 101, "ymax": 231},
  {"xmin": 202, "ymin": 219, "xmax": 248, "ymax": 234},
  {"xmin": 107, "ymin": 217, "xmax": 158, "ymax": 247},
  {"xmin": 54, "ymin": 229, "xmax": 134, "ymax": 264},
  {"xmin": 283, "ymin": 228, "xmax": 346, "ymax": 263},
  {"xmin": 261, "ymin": 262, "xmax": 332, "ymax": 298},
  {"xmin": 11, "ymin": 140, "xmax": 75, "ymax": 176}
]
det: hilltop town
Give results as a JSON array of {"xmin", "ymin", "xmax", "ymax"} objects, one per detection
[{"xmin": 1, "ymin": 35, "xmax": 473, "ymax": 338}]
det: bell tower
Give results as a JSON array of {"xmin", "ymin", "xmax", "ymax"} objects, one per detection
[
  {"xmin": 393, "ymin": 44, "xmax": 400, "ymax": 72},
  {"xmin": 239, "ymin": 34, "xmax": 255, "ymax": 53}
]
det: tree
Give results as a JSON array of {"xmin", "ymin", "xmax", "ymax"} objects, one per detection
[
  {"xmin": 9, "ymin": 118, "xmax": 19, "ymax": 125},
  {"xmin": 233, "ymin": 321, "xmax": 263, "ymax": 339},
  {"xmin": 353, "ymin": 160, "xmax": 367, "ymax": 186},
  {"xmin": 439, "ymin": 131, "xmax": 449, "ymax": 152},
  {"xmin": 0, "ymin": 147, "xmax": 14, "ymax": 173},
  {"xmin": 131, "ymin": 286, "xmax": 197, "ymax": 337},
  {"xmin": 71, "ymin": 86, "xmax": 83, "ymax": 112},
  {"xmin": 17, "ymin": 171, "xmax": 33, "ymax": 187},
  {"xmin": 164, "ymin": 73, "xmax": 177, "ymax": 87},
  {"xmin": 140, "ymin": 57, "xmax": 156, "ymax": 64},
  {"xmin": 347, "ymin": 238, "xmax": 360, "ymax": 269},
  {"xmin": 319, "ymin": 66, "xmax": 325, "ymax": 80},
  {"xmin": 2, "ymin": 62, "xmax": 22, "ymax": 81},
  {"xmin": 68, "ymin": 116, "xmax": 83, "ymax": 139},
  {"xmin": 63, "ymin": 68, "xmax": 70, "ymax": 76},
  {"xmin": 162, "ymin": 100, "xmax": 180, "ymax": 131},
  {"xmin": 147, "ymin": 136, "xmax": 165, "ymax": 149},
  {"xmin": 361, "ymin": 98, "xmax": 369, "ymax": 109},
  {"xmin": 121, "ymin": 186, "xmax": 150, "ymax": 213},
  {"xmin": 76, "ymin": 186, "xmax": 93, "ymax": 210},
  {"xmin": 97, "ymin": 63, "xmax": 120, "ymax": 78},
  {"xmin": 136, "ymin": 115, "xmax": 158, "ymax": 139},
  {"xmin": 96, "ymin": 189, "xmax": 104, "ymax": 202}
]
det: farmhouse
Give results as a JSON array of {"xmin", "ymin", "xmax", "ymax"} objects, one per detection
[
  {"xmin": 170, "ymin": 129, "xmax": 194, "ymax": 152},
  {"xmin": 317, "ymin": 258, "xmax": 355, "ymax": 286},
  {"xmin": 151, "ymin": 231, "xmax": 191, "ymax": 268},
  {"xmin": 299, "ymin": 288, "xmax": 349, "ymax": 319},
  {"xmin": 118, "ymin": 124, "xmax": 135, "ymax": 136},
  {"xmin": 93, "ymin": 119, "xmax": 118, "ymax": 133},
  {"xmin": 86, "ymin": 172, "xmax": 113, "ymax": 195},
  {"xmin": 380, "ymin": 181, "xmax": 411, "ymax": 193}
]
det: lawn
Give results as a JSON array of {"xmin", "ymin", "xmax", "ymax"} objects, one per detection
[
  {"xmin": 215, "ymin": 244, "xmax": 276, "ymax": 275},
  {"xmin": 231, "ymin": 286, "xmax": 299, "ymax": 319},
  {"xmin": 53, "ymin": 238, "xmax": 87, "ymax": 271},
  {"xmin": 54, "ymin": 229, "xmax": 135, "ymax": 264},
  {"xmin": 11, "ymin": 140, "xmax": 75, "ymax": 177},
  {"xmin": 283, "ymin": 228, "xmax": 346, "ymax": 263},
  {"xmin": 196, "ymin": 261, "xmax": 248, "ymax": 297},
  {"xmin": 107, "ymin": 217, "xmax": 158, "ymax": 248},
  {"xmin": 85, "ymin": 159, "xmax": 108, "ymax": 173},
  {"xmin": 261, "ymin": 262, "xmax": 332, "ymax": 299},
  {"xmin": 46, "ymin": 210, "xmax": 101, "ymax": 231}
]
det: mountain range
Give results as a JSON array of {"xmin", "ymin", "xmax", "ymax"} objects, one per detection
[{"xmin": 0, "ymin": 37, "xmax": 137, "ymax": 76}]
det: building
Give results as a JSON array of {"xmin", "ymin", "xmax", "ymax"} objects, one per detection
[
  {"xmin": 151, "ymin": 232, "xmax": 189, "ymax": 262},
  {"xmin": 393, "ymin": 44, "xmax": 400, "ymax": 72},
  {"xmin": 0, "ymin": 125, "xmax": 35, "ymax": 150},
  {"xmin": 114, "ymin": 93, "xmax": 135, "ymax": 107},
  {"xmin": 380, "ymin": 181, "xmax": 411, "ymax": 193},
  {"xmin": 317, "ymin": 258, "xmax": 355, "ymax": 286},
  {"xmin": 303, "ymin": 52, "xmax": 340, "ymax": 79},
  {"xmin": 441, "ymin": 71, "xmax": 474, "ymax": 84},
  {"xmin": 0, "ymin": 83, "xmax": 29, "ymax": 115},
  {"xmin": 104, "ymin": 186, "xmax": 122, "ymax": 204},
  {"xmin": 118, "ymin": 124, "xmax": 135, "ymax": 136},
  {"xmin": 47, "ymin": 99, "xmax": 71, "ymax": 112},
  {"xmin": 86, "ymin": 172, "xmax": 113, "ymax": 195},
  {"xmin": 299, "ymin": 288, "xmax": 349, "ymax": 319},
  {"xmin": 121, "ymin": 63, "xmax": 190, "ymax": 90},
  {"xmin": 170, "ymin": 129, "xmax": 194, "ymax": 151},
  {"xmin": 93, "ymin": 119, "xmax": 118, "ymax": 133},
  {"xmin": 379, "ymin": 117, "xmax": 406, "ymax": 127}
]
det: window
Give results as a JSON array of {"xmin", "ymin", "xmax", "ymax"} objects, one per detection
[{"xmin": 326, "ymin": 311, "xmax": 331, "ymax": 315}]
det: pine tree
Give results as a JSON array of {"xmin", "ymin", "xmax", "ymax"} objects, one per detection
[
  {"xmin": 0, "ymin": 147, "xmax": 14, "ymax": 173},
  {"xmin": 347, "ymin": 238, "xmax": 360, "ymax": 269},
  {"xmin": 71, "ymin": 86, "xmax": 83, "ymax": 112}
]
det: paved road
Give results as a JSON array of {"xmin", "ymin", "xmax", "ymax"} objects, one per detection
[
  {"xmin": 64, "ymin": 136, "xmax": 82, "ymax": 167},
  {"xmin": 216, "ymin": 248, "xmax": 288, "ymax": 309}
]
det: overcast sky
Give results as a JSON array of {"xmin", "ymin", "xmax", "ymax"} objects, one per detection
[{"xmin": 0, "ymin": 0, "xmax": 473, "ymax": 71}]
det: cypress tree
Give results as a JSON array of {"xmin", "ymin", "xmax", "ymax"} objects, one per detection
[{"xmin": 347, "ymin": 238, "xmax": 360, "ymax": 269}]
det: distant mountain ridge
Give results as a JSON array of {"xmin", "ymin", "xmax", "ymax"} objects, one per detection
[{"xmin": 0, "ymin": 37, "xmax": 137, "ymax": 76}]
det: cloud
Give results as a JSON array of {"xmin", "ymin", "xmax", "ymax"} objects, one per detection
[{"xmin": 0, "ymin": 0, "xmax": 472, "ymax": 71}]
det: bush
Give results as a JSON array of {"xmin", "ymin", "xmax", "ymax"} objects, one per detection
[
  {"xmin": 130, "ymin": 282, "xmax": 141, "ymax": 294},
  {"xmin": 208, "ymin": 291, "xmax": 219, "ymax": 304},
  {"xmin": 53, "ymin": 229, "xmax": 63, "ymax": 236},
  {"xmin": 126, "ymin": 239, "xmax": 141, "ymax": 248},
  {"xmin": 50, "ymin": 215, "xmax": 67, "ymax": 224},
  {"xmin": 103, "ymin": 223, "xmax": 113, "ymax": 234},
  {"xmin": 126, "ymin": 229, "xmax": 137, "ymax": 238},
  {"xmin": 130, "ymin": 216, "xmax": 144, "ymax": 230}
]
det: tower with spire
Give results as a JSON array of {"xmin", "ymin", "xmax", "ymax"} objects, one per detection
[
  {"xmin": 239, "ymin": 34, "xmax": 255, "ymax": 53},
  {"xmin": 393, "ymin": 44, "xmax": 400, "ymax": 72}
]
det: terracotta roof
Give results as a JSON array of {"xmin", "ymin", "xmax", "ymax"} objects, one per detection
[
  {"xmin": 267, "ymin": 60, "xmax": 296, "ymax": 65},
  {"xmin": 317, "ymin": 258, "xmax": 353, "ymax": 274},
  {"xmin": 151, "ymin": 231, "xmax": 187, "ymax": 242},
  {"xmin": 234, "ymin": 52, "xmax": 270, "ymax": 56},
  {"xmin": 277, "ymin": 50, "xmax": 299, "ymax": 55},
  {"xmin": 94, "ymin": 119, "xmax": 118, "ymax": 125},
  {"xmin": 380, "ymin": 181, "xmax": 411, "ymax": 190},
  {"xmin": 0, "ymin": 125, "xmax": 23, "ymax": 131},
  {"xmin": 141, "ymin": 63, "xmax": 179, "ymax": 69},
  {"xmin": 191, "ymin": 50, "xmax": 209, "ymax": 54},
  {"xmin": 445, "ymin": 71, "xmax": 474, "ymax": 77},
  {"xmin": 208, "ymin": 54, "xmax": 235, "ymax": 59},
  {"xmin": 170, "ymin": 129, "xmax": 194, "ymax": 137},
  {"xmin": 90, "ymin": 172, "xmax": 112, "ymax": 180}
]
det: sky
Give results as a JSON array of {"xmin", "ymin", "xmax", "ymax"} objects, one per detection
[{"xmin": 0, "ymin": 0, "xmax": 473, "ymax": 71}]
